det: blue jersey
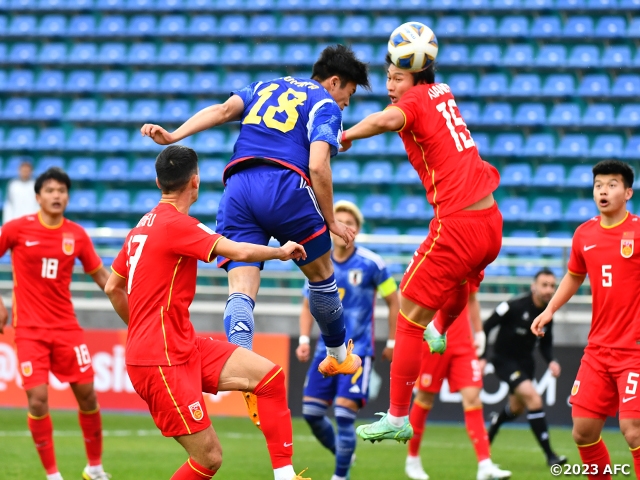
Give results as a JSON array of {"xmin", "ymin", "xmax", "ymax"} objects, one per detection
[
  {"xmin": 226, "ymin": 76, "xmax": 343, "ymax": 183},
  {"xmin": 304, "ymin": 247, "xmax": 397, "ymax": 359}
]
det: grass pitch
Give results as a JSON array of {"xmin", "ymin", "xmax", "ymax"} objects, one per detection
[{"xmin": 0, "ymin": 408, "xmax": 633, "ymax": 479}]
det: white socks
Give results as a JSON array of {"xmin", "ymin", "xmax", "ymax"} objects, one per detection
[
  {"xmin": 85, "ymin": 465, "xmax": 105, "ymax": 476},
  {"xmin": 387, "ymin": 412, "xmax": 406, "ymax": 427},
  {"xmin": 46, "ymin": 473, "xmax": 63, "ymax": 480},
  {"xmin": 274, "ymin": 465, "xmax": 296, "ymax": 480},
  {"xmin": 326, "ymin": 343, "xmax": 347, "ymax": 363}
]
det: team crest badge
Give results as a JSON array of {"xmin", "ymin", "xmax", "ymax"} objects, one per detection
[
  {"xmin": 188, "ymin": 401, "xmax": 204, "ymax": 421},
  {"xmin": 62, "ymin": 233, "xmax": 75, "ymax": 256},
  {"xmin": 21, "ymin": 361, "xmax": 33, "ymax": 377},
  {"xmin": 621, "ymin": 232, "xmax": 634, "ymax": 258},
  {"xmin": 571, "ymin": 380, "xmax": 580, "ymax": 396},
  {"xmin": 420, "ymin": 373, "xmax": 432, "ymax": 388},
  {"xmin": 348, "ymin": 269, "xmax": 363, "ymax": 286}
]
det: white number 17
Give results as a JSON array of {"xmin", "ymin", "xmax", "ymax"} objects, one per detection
[
  {"xmin": 436, "ymin": 99, "xmax": 475, "ymax": 152},
  {"xmin": 127, "ymin": 235, "xmax": 148, "ymax": 294}
]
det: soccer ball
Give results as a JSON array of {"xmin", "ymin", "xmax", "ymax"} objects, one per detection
[{"xmin": 387, "ymin": 22, "xmax": 439, "ymax": 72}]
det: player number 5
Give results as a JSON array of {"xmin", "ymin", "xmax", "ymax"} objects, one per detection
[
  {"xmin": 602, "ymin": 265, "xmax": 612, "ymax": 287},
  {"xmin": 626, "ymin": 372, "xmax": 639, "ymax": 395},
  {"xmin": 436, "ymin": 100, "xmax": 475, "ymax": 152}
]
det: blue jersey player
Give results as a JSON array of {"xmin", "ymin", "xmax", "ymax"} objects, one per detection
[
  {"xmin": 141, "ymin": 45, "xmax": 370, "ymax": 427},
  {"xmin": 296, "ymin": 201, "xmax": 399, "ymax": 480}
]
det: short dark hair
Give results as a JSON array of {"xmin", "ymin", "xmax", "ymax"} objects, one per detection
[
  {"xmin": 155, "ymin": 145, "xmax": 199, "ymax": 193},
  {"xmin": 385, "ymin": 54, "xmax": 436, "ymax": 85},
  {"xmin": 534, "ymin": 268, "xmax": 555, "ymax": 281},
  {"xmin": 34, "ymin": 167, "xmax": 71, "ymax": 194},
  {"xmin": 592, "ymin": 159, "xmax": 634, "ymax": 189},
  {"xmin": 312, "ymin": 44, "xmax": 370, "ymax": 90}
]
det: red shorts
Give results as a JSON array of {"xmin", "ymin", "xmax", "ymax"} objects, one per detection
[
  {"xmin": 400, "ymin": 202, "xmax": 502, "ymax": 311},
  {"xmin": 15, "ymin": 327, "xmax": 95, "ymax": 391},
  {"xmin": 417, "ymin": 341, "xmax": 483, "ymax": 393},
  {"xmin": 571, "ymin": 345, "xmax": 640, "ymax": 420},
  {"xmin": 127, "ymin": 336, "xmax": 238, "ymax": 437}
]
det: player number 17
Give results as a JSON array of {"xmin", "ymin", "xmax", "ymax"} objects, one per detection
[{"xmin": 436, "ymin": 100, "xmax": 475, "ymax": 152}]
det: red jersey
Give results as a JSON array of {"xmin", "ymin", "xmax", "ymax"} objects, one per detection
[
  {"xmin": 390, "ymin": 84, "xmax": 500, "ymax": 218},
  {"xmin": 112, "ymin": 202, "xmax": 222, "ymax": 366},
  {"xmin": 568, "ymin": 212, "xmax": 640, "ymax": 350},
  {"xmin": 0, "ymin": 213, "xmax": 102, "ymax": 329}
]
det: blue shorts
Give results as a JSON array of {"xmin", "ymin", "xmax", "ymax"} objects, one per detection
[
  {"xmin": 216, "ymin": 164, "xmax": 331, "ymax": 271},
  {"xmin": 303, "ymin": 355, "xmax": 372, "ymax": 406}
]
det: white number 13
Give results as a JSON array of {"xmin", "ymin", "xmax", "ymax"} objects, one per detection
[{"xmin": 436, "ymin": 99, "xmax": 475, "ymax": 152}]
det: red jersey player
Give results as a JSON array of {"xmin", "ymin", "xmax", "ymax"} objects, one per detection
[
  {"xmin": 405, "ymin": 279, "xmax": 511, "ymax": 480},
  {"xmin": 0, "ymin": 168, "xmax": 111, "ymax": 480},
  {"xmin": 342, "ymin": 46, "xmax": 502, "ymax": 441},
  {"xmin": 532, "ymin": 160, "xmax": 640, "ymax": 480},
  {"xmin": 104, "ymin": 145, "xmax": 309, "ymax": 480}
]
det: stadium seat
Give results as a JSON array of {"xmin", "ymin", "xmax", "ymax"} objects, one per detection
[
  {"xmin": 515, "ymin": 257, "xmax": 549, "ymax": 278},
  {"xmin": 333, "ymin": 161, "xmax": 359, "ymax": 184},
  {"xmin": 393, "ymin": 196, "xmax": 430, "ymax": 220},
  {"xmin": 485, "ymin": 262, "xmax": 511, "ymax": 277},
  {"xmin": 225, "ymin": 72, "xmax": 251, "ymax": 91},
  {"xmin": 514, "ymin": 103, "xmax": 546, "ymax": 125},
  {"xmin": 602, "ymin": 45, "xmax": 631, "ymax": 68},
  {"xmin": 582, "ymin": 104, "xmax": 614, "ymax": 126},
  {"xmin": 500, "ymin": 164, "xmax": 531, "ymax": 186},
  {"xmin": 34, "ymin": 156, "xmax": 64, "ymax": 175},
  {"xmin": 360, "ymin": 161, "xmax": 393, "ymax": 184},
  {"xmin": 540, "ymin": 231, "xmax": 572, "ymax": 257},
  {"xmin": 532, "ymin": 165, "xmax": 565, "ymax": 187},
  {"xmin": 467, "ymin": 16, "xmax": 497, "ymax": 37},
  {"xmin": 66, "ymin": 128, "xmax": 97, "ymax": 151},
  {"xmin": 458, "ymin": 102, "xmax": 480, "ymax": 124},
  {"xmin": 199, "ymin": 159, "xmax": 225, "ymax": 182},
  {"xmin": 99, "ymin": 129, "xmax": 129, "ymax": 152},
  {"xmin": 128, "ymin": 43, "xmax": 156, "ymax": 64},
  {"xmin": 439, "ymin": 44, "xmax": 469, "ymax": 66},
  {"xmin": 190, "ymin": 192, "xmax": 222, "ymax": 216},
  {"xmin": 436, "ymin": 16, "xmax": 465, "ymax": 37},
  {"xmin": 528, "ymin": 198, "xmax": 562, "ymax": 222},
  {"xmin": 502, "ymin": 230, "xmax": 539, "ymax": 255},
  {"xmin": 97, "ymin": 71, "xmax": 127, "ymax": 92},
  {"xmin": 39, "ymin": 15, "xmax": 66, "ymax": 36},
  {"xmin": 531, "ymin": 16, "xmax": 562, "ymax": 37},
  {"xmin": 361, "ymin": 194, "xmax": 392, "ymax": 220},
  {"xmin": 394, "ymin": 162, "xmax": 421, "ymax": 184},
  {"xmin": 99, "ymin": 99, "xmax": 129, "ymax": 122},
  {"xmin": 65, "ymin": 70, "xmax": 95, "ymax": 92},
  {"xmin": 98, "ymin": 190, "xmax": 130, "ymax": 213},
  {"xmin": 252, "ymin": 44, "xmax": 280, "ymax": 65},
  {"xmin": 477, "ymin": 73, "xmax": 508, "ymax": 96},
  {"xmin": 9, "ymin": 16, "xmax": 37, "ymax": 36},
  {"xmin": 190, "ymin": 73, "xmax": 219, "ymax": 94},
  {"xmin": 98, "ymin": 43, "xmax": 127, "ymax": 64},
  {"xmin": 4, "ymin": 70, "xmax": 33, "ymax": 92},
  {"xmin": 194, "ymin": 131, "xmax": 226, "ymax": 153},
  {"xmin": 523, "ymin": 0, "xmax": 553, "ymax": 7},
  {"xmin": 612, "ymin": 75, "xmax": 640, "ymax": 97},
  {"xmin": 624, "ymin": 136, "xmax": 640, "ymax": 159},
  {"xmin": 564, "ymin": 16, "xmax": 594, "ymax": 37},
  {"xmin": 129, "ymin": 131, "xmax": 163, "ymax": 152},
  {"xmin": 67, "ymin": 99, "xmax": 98, "ymax": 121},
  {"xmin": 2, "ymin": 98, "xmax": 31, "ymax": 120},
  {"xmin": 492, "ymin": 133, "xmax": 522, "ymax": 156},
  {"xmin": 98, "ymin": 16, "xmax": 127, "ymax": 36},
  {"xmin": 341, "ymin": 16, "xmax": 370, "ymax": 37},
  {"xmin": 346, "ymin": 101, "xmax": 382, "ymax": 123},
  {"xmin": 97, "ymin": 0, "xmax": 124, "ymax": 8},
  {"xmin": 126, "ymin": 100, "xmax": 158, "ymax": 123},
  {"xmin": 509, "ymin": 74, "xmax": 541, "ymax": 96},
  {"xmin": 220, "ymin": 43, "xmax": 250, "ymax": 65},
  {"xmin": 189, "ymin": 16, "xmax": 216, "ymax": 36},
  {"xmin": 36, "ymin": 128, "xmax": 65, "ymax": 149},
  {"xmin": 523, "ymin": 133, "xmax": 555, "ymax": 157},
  {"xmin": 617, "ymin": 104, "xmax": 640, "ymax": 127},
  {"xmin": 158, "ymin": 15, "xmax": 187, "ymax": 35},
  {"xmin": 67, "ymin": 158, "xmax": 97, "ymax": 181},
  {"xmin": 99, "ymin": 158, "xmax": 129, "ymax": 180},
  {"xmin": 556, "ymin": 134, "xmax": 589, "ymax": 157},
  {"xmin": 189, "ymin": 43, "xmax": 218, "ymax": 64},
  {"xmin": 596, "ymin": 16, "xmax": 626, "ymax": 37},
  {"xmin": 503, "ymin": 44, "xmax": 534, "ymax": 66},
  {"xmin": 128, "ymin": 159, "xmax": 156, "ymax": 181},
  {"xmin": 482, "ymin": 103, "xmax": 512, "ymax": 125},
  {"xmin": 568, "ymin": 45, "xmax": 600, "ymax": 67},
  {"xmin": 472, "ymin": 133, "xmax": 490, "ymax": 154},
  {"xmin": 158, "ymin": 43, "xmax": 188, "ymax": 65},
  {"xmin": 499, "ymin": 16, "xmax": 529, "ymax": 37},
  {"xmin": 548, "ymin": 103, "xmax": 581, "ymax": 126},
  {"xmin": 281, "ymin": 44, "xmax": 312, "ymax": 65},
  {"xmin": 565, "ymin": 165, "xmax": 593, "ymax": 187},
  {"xmin": 68, "ymin": 15, "xmax": 95, "ymax": 36},
  {"xmin": 279, "ymin": 15, "xmax": 308, "ymax": 36},
  {"xmin": 128, "ymin": 71, "xmax": 158, "ymax": 92},
  {"xmin": 333, "ymin": 192, "xmax": 357, "ymax": 206},
  {"xmin": 590, "ymin": 134, "xmax": 623, "ymax": 157},
  {"xmin": 368, "ymin": 227, "xmax": 400, "ymax": 254},
  {"xmin": 309, "ymin": 15, "xmax": 339, "ymax": 36},
  {"xmin": 66, "ymin": 190, "xmax": 97, "ymax": 213},
  {"xmin": 448, "ymin": 73, "xmax": 476, "ymax": 95},
  {"xmin": 470, "ymin": 44, "xmax": 501, "ymax": 67},
  {"xmin": 536, "ymin": 45, "xmax": 567, "ymax": 67},
  {"xmin": 371, "ymin": 16, "xmax": 401, "ymax": 38},
  {"xmin": 587, "ymin": 0, "xmax": 616, "ymax": 8},
  {"xmin": 131, "ymin": 190, "xmax": 160, "ymax": 214},
  {"xmin": 564, "ymin": 199, "xmax": 597, "ymax": 222},
  {"xmin": 542, "ymin": 74, "xmax": 575, "ymax": 97},
  {"xmin": 500, "ymin": 198, "xmax": 528, "ymax": 222},
  {"xmin": 39, "ymin": 43, "xmax": 67, "ymax": 63},
  {"xmin": 629, "ymin": 18, "xmax": 640, "ymax": 38},
  {"xmin": 9, "ymin": 43, "xmax": 37, "ymax": 63},
  {"xmin": 159, "ymin": 72, "xmax": 190, "ymax": 93},
  {"xmin": 578, "ymin": 74, "xmax": 610, "ymax": 97},
  {"xmin": 161, "ymin": 99, "xmax": 190, "ymax": 122},
  {"xmin": 352, "ymin": 136, "xmax": 385, "ymax": 155}
]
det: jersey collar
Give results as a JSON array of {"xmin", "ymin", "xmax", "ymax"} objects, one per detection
[
  {"xmin": 331, "ymin": 246, "xmax": 358, "ymax": 265},
  {"xmin": 37, "ymin": 211, "xmax": 64, "ymax": 230},
  {"xmin": 600, "ymin": 211, "xmax": 629, "ymax": 230}
]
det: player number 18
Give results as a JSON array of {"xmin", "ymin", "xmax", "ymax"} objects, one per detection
[
  {"xmin": 41, "ymin": 258, "xmax": 58, "ymax": 279},
  {"xmin": 243, "ymin": 83, "xmax": 308, "ymax": 134},
  {"xmin": 602, "ymin": 265, "xmax": 612, "ymax": 287}
]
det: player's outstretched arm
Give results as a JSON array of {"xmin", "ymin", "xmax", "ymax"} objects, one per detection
[
  {"xmin": 531, "ymin": 272, "xmax": 585, "ymax": 337},
  {"xmin": 140, "ymin": 95, "xmax": 245, "ymax": 145},
  {"xmin": 213, "ymin": 238, "xmax": 307, "ymax": 264},
  {"xmin": 296, "ymin": 297, "xmax": 313, "ymax": 363},
  {"xmin": 341, "ymin": 109, "xmax": 405, "ymax": 152},
  {"xmin": 104, "ymin": 272, "xmax": 130, "ymax": 325}
]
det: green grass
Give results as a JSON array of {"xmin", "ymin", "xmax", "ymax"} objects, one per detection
[{"xmin": 0, "ymin": 408, "xmax": 633, "ymax": 479}]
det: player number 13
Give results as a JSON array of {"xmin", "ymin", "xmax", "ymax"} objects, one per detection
[{"xmin": 243, "ymin": 83, "xmax": 307, "ymax": 133}]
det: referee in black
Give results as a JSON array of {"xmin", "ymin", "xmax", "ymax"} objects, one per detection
[{"xmin": 480, "ymin": 268, "xmax": 568, "ymax": 467}]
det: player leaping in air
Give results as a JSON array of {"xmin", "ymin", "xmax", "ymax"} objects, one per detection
[
  {"xmin": 341, "ymin": 46, "xmax": 502, "ymax": 442},
  {"xmin": 532, "ymin": 160, "xmax": 640, "ymax": 480},
  {"xmin": 141, "ymin": 45, "xmax": 370, "ymax": 428}
]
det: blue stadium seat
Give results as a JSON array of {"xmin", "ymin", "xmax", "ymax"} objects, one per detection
[
  {"xmin": 394, "ymin": 196, "xmax": 430, "ymax": 220},
  {"xmin": 629, "ymin": 18, "xmax": 640, "ymax": 38},
  {"xmin": 499, "ymin": 16, "xmax": 529, "ymax": 37},
  {"xmin": 158, "ymin": 43, "xmax": 188, "ymax": 65},
  {"xmin": 602, "ymin": 45, "xmax": 631, "ymax": 68},
  {"xmin": 190, "ymin": 72, "xmax": 219, "ymax": 93},
  {"xmin": 371, "ymin": 16, "xmax": 400, "ymax": 38},
  {"xmin": 36, "ymin": 127, "xmax": 65, "ymax": 149},
  {"xmin": 531, "ymin": 16, "xmax": 561, "ymax": 37},
  {"xmin": 539, "ymin": 231, "xmax": 572, "ymax": 257},
  {"xmin": 439, "ymin": 44, "xmax": 469, "ymax": 66},
  {"xmin": 220, "ymin": 43, "xmax": 250, "ymax": 65},
  {"xmin": 247, "ymin": 15, "xmax": 277, "ymax": 37},
  {"xmin": 333, "ymin": 193, "xmax": 357, "ymax": 206},
  {"xmin": 548, "ymin": 103, "xmax": 581, "ymax": 126},
  {"xmin": 613, "ymin": 75, "xmax": 640, "ymax": 97},
  {"xmin": 500, "ymin": 198, "xmax": 528, "ymax": 222},
  {"xmin": 437, "ymin": 16, "xmax": 465, "ymax": 37},
  {"xmin": 543, "ymin": 74, "xmax": 575, "ymax": 96},
  {"xmin": 565, "ymin": 200, "xmax": 597, "ymax": 222},
  {"xmin": 34, "ymin": 156, "xmax": 64, "ymax": 175},
  {"xmin": 529, "ymin": 198, "xmax": 562, "ymax": 222},
  {"xmin": 620, "ymin": 0, "xmax": 640, "ymax": 7},
  {"xmin": 194, "ymin": 131, "xmax": 226, "ymax": 153},
  {"xmin": 556, "ymin": 134, "xmax": 589, "ymax": 157},
  {"xmin": 190, "ymin": 192, "xmax": 222, "ymax": 216},
  {"xmin": 161, "ymin": 100, "xmax": 190, "ymax": 122},
  {"xmin": 361, "ymin": 194, "xmax": 392, "ymax": 220},
  {"xmin": 523, "ymin": 0, "xmax": 552, "ymax": 7},
  {"xmin": 68, "ymin": 43, "xmax": 97, "ymax": 63},
  {"xmin": 470, "ymin": 44, "xmax": 501, "ymax": 67},
  {"xmin": 523, "ymin": 133, "xmax": 556, "ymax": 156},
  {"xmin": 448, "ymin": 73, "xmax": 476, "ymax": 95},
  {"xmin": 99, "ymin": 99, "xmax": 129, "ymax": 121},
  {"xmin": 68, "ymin": 15, "xmax": 95, "ymax": 36},
  {"xmin": 9, "ymin": 43, "xmax": 37, "ymax": 63},
  {"xmin": 500, "ymin": 163, "xmax": 531, "ymax": 186},
  {"xmin": 127, "ymin": 16, "xmax": 156, "ymax": 36},
  {"xmin": 97, "ymin": 0, "xmax": 124, "ymax": 7},
  {"xmin": 33, "ymin": 99, "xmax": 63, "ymax": 120},
  {"xmin": 624, "ymin": 137, "xmax": 640, "ymax": 159},
  {"xmin": 395, "ymin": 162, "xmax": 421, "ymax": 184},
  {"xmin": 568, "ymin": 45, "xmax": 600, "ymax": 67},
  {"xmin": 346, "ymin": 101, "xmax": 382, "ymax": 123},
  {"xmin": 128, "ymin": 71, "xmax": 158, "ymax": 92},
  {"xmin": 360, "ymin": 161, "xmax": 393, "ymax": 184},
  {"xmin": 98, "ymin": 190, "xmax": 130, "ymax": 213},
  {"xmin": 99, "ymin": 130, "xmax": 129, "ymax": 152},
  {"xmin": 582, "ymin": 104, "xmax": 614, "ymax": 126},
  {"xmin": 129, "ymin": 132, "xmax": 162, "ymax": 152},
  {"xmin": 9, "ymin": 16, "xmax": 37, "ymax": 36},
  {"xmin": 485, "ymin": 262, "xmax": 511, "ymax": 277},
  {"xmin": 309, "ymin": 15, "xmax": 338, "ymax": 36},
  {"xmin": 399, "ymin": 227, "xmax": 428, "ymax": 254},
  {"xmin": 477, "ymin": 73, "xmax": 508, "ymax": 96},
  {"xmin": 97, "ymin": 221, "xmax": 129, "ymax": 248},
  {"xmin": 98, "ymin": 43, "xmax": 127, "ymax": 64},
  {"xmin": 564, "ymin": 16, "xmax": 594, "ymax": 37},
  {"xmin": 218, "ymin": 15, "xmax": 247, "ymax": 35},
  {"xmin": 39, "ymin": 43, "xmax": 66, "ymax": 63},
  {"xmin": 514, "ymin": 103, "xmax": 546, "ymax": 125},
  {"xmin": 99, "ymin": 158, "xmax": 128, "ymax": 180},
  {"xmin": 252, "ymin": 44, "xmax": 280, "ymax": 64},
  {"xmin": 472, "ymin": 133, "xmax": 490, "ymax": 154},
  {"xmin": 367, "ymin": 227, "xmax": 400, "ymax": 254},
  {"xmin": 98, "ymin": 16, "xmax": 127, "ymax": 36},
  {"xmin": 333, "ymin": 161, "xmax": 359, "ymax": 184},
  {"xmin": 352, "ymin": 136, "xmax": 385, "ymax": 155},
  {"xmin": 67, "ymin": 158, "xmax": 97, "ymax": 181},
  {"xmin": 157, "ymin": 0, "xmax": 184, "ymax": 10},
  {"xmin": 67, "ymin": 99, "xmax": 97, "ymax": 121},
  {"xmin": 131, "ymin": 190, "xmax": 160, "ymax": 214},
  {"xmin": 158, "ymin": 15, "xmax": 187, "ymax": 35},
  {"xmin": 128, "ymin": 159, "xmax": 156, "ymax": 181},
  {"xmin": 4, "ymin": 127, "xmax": 35, "ymax": 150},
  {"xmin": 65, "ymin": 69, "xmax": 96, "ymax": 90},
  {"xmin": 578, "ymin": 74, "xmax": 610, "ymax": 97},
  {"xmin": 515, "ymin": 257, "xmax": 552, "ymax": 278},
  {"xmin": 278, "ymin": 15, "xmax": 308, "ymax": 36},
  {"xmin": 386, "ymin": 134, "xmax": 405, "ymax": 155},
  {"xmin": 532, "ymin": 165, "xmax": 565, "ymax": 187},
  {"xmin": 225, "ymin": 72, "xmax": 251, "ymax": 91},
  {"xmin": 502, "ymin": 230, "xmax": 540, "ymax": 255},
  {"xmin": 482, "ymin": 103, "xmax": 512, "ymax": 125},
  {"xmin": 587, "ymin": 0, "xmax": 616, "ymax": 8},
  {"xmin": 462, "ymin": 0, "xmax": 489, "ymax": 8},
  {"xmin": 536, "ymin": 45, "xmax": 567, "ymax": 67},
  {"xmin": 39, "ymin": 15, "xmax": 66, "ymax": 36},
  {"xmin": 189, "ymin": 43, "xmax": 218, "ymax": 64},
  {"xmin": 596, "ymin": 16, "xmax": 626, "ymax": 37},
  {"xmin": 458, "ymin": 102, "xmax": 480, "ymax": 124},
  {"xmin": 199, "ymin": 159, "xmax": 225, "ymax": 182},
  {"xmin": 66, "ymin": 128, "xmax": 97, "ymax": 151},
  {"xmin": 591, "ymin": 134, "xmax": 623, "ymax": 157},
  {"xmin": 6, "ymin": 70, "xmax": 34, "ymax": 91},
  {"xmin": 565, "ymin": 165, "xmax": 593, "ymax": 187},
  {"xmin": 491, "ymin": 133, "xmax": 523, "ymax": 155},
  {"xmin": 160, "ymin": 71, "xmax": 189, "ymax": 92},
  {"xmin": 189, "ymin": 16, "xmax": 216, "ymax": 36},
  {"xmin": 128, "ymin": 43, "xmax": 156, "ymax": 64},
  {"xmin": 509, "ymin": 74, "xmax": 541, "ymax": 96},
  {"xmin": 467, "ymin": 16, "xmax": 497, "ymax": 37},
  {"xmin": 2, "ymin": 98, "xmax": 31, "ymax": 120},
  {"xmin": 503, "ymin": 44, "xmax": 533, "ymax": 66},
  {"xmin": 97, "ymin": 71, "xmax": 127, "ymax": 92},
  {"xmin": 342, "ymin": 16, "xmax": 370, "ymax": 37},
  {"xmin": 66, "ymin": 190, "xmax": 97, "ymax": 213},
  {"xmin": 617, "ymin": 104, "xmax": 640, "ymax": 127}
]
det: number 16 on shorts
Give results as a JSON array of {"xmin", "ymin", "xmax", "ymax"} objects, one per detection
[{"xmin": 550, "ymin": 463, "xmax": 631, "ymax": 476}]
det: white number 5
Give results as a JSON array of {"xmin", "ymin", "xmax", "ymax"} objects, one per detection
[
  {"xmin": 602, "ymin": 265, "xmax": 612, "ymax": 287},
  {"xmin": 626, "ymin": 372, "xmax": 639, "ymax": 395},
  {"xmin": 127, "ymin": 234, "xmax": 148, "ymax": 294}
]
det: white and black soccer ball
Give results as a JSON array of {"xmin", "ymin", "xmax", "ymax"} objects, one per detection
[{"xmin": 387, "ymin": 22, "xmax": 439, "ymax": 72}]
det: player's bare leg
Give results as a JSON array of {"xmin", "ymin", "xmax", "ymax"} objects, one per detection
[
  {"xmin": 620, "ymin": 418, "xmax": 640, "ymax": 477},
  {"xmin": 573, "ymin": 416, "xmax": 612, "ymax": 479},
  {"xmin": 300, "ymin": 252, "xmax": 360, "ymax": 377},
  {"xmin": 216, "ymin": 347, "xmax": 309, "ymax": 480},
  {"xmin": 173, "ymin": 426, "xmax": 223, "ymax": 479},
  {"xmin": 26, "ymin": 385, "xmax": 62, "ymax": 480},
  {"xmin": 70, "ymin": 383, "xmax": 108, "ymax": 480}
]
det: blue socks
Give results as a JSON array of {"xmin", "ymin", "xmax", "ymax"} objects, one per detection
[
  {"xmin": 308, "ymin": 274, "xmax": 346, "ymax": 348},
  {"xmin": 302, "ymin": 401, "xmax": 335, "ymax": 453},
  {"xmin": 335, "ymin": 406, "xmax": 357, "ymax": 478},
  {"xmin": 223, "ymin": 293, "xmax": 255, "ymax": 350}
]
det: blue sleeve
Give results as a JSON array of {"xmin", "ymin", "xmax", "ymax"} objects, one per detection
[
  {"xmin": 309, "ymin": 100, "xmax": 342, "ymax": 158},
  {"xmin": 372, "ymin": 260, "xmax": 392, "ymax": 287},
  {"xmin": 231, "ymin": 81, "xmax": 262, "ymax": 109}
]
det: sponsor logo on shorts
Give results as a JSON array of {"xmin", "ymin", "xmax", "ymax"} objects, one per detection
[
  {"xmin": 21, "ymin": 361, "xmax": 33, "ymax": 377},
  {"xmin": 623, "ymin": 396, "xmax": 637, "ymax": 404},
  {"xmin": 420, "ymin": 373, "xmax": 432, "ymax": 388},
  {"xmin": 188, "ymin": 401, "xmax": 204, "ymax": 421},
  {"xmin": 509, "ymin": 371, "xmax": 521, "ymax": 381},
  {"xmin": 62, "ymin": 233, "xmax": 75, "ymax": 256},
  {"xmin": 349, "ymin": 384, "xmax": 361, "ymax": 394},
  {"xmin": 571, "ymin": 380, "xmax": 580, "ymax": 396},
  {"xmin": 79, "ymin": 364, "xmax": 92, "ymax": 373}
]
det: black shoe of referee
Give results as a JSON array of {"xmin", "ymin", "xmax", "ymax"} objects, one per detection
[{"xmin": 547, "ymin": 454, "xmax": 568, "ymax": 466}]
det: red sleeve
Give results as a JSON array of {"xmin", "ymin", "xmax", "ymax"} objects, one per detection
[
  {"xmin": 111, "ymin": 240, "xmax": 128, "ymax": 279},
  {"xmin": 389, "ymin": 88, "xmax": 420, "ymax": 132},
  {"xmin": 169, "ymin": 217, "xmax": 222, "ymax": 263},
  {"xmin": 0, "ymin": 219, "xmax": 19, "ymax": 257},
  {"xmin": 567, "ymin": 231, "xmax": 587, "ymax": 276},
  {"xmin": 77, "ymin": 227, "xmax": 103, "ymax": 274}
]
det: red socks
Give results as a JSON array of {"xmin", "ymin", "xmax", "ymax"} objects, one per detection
[
  {"xmin": 171, "ymin": 458, "xmax": 216, "ymax": 479},
  {"xmin": 464, "ymin": 407, "xmax": 491, "ymax": 462},
  {"xmin": 408, "ymin": 400, "xmax": 431, "ymax": 457},
  {"xmin": 577, "ymin": 437, "xmax": 612, "ymax": 480},
  {"xmin": 390, "ymin": 312, "xmax": 425, "ymax": 417},
  {"xmin": 630, "ymin": 445, "xmax": 640, "ymax": 478},
  {"xmin": 79, "ymin": 408, "xmax": 103, "ymax": 467},
  {"xmin": 433, "ymin": 282, "xmax": 469, "ymax": 334},
  {"xmin": 28, "ymin": 413, "xmax": 58, "ymax": 475},
  {"xmin": 254, "ymin": 365, "xmax": 293, "ymax": 470}
]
